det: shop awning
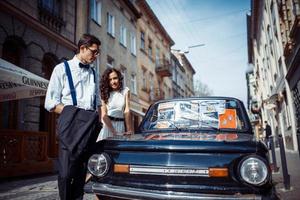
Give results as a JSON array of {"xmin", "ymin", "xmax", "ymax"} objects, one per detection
[{"xmin": 0, "ymin": 58, "xmax": 49, "ymax": 102}]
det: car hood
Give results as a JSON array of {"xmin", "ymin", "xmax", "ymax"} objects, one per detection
[
  {"xmin": 110, "ymin": 132, "xmax": 253, "ymax": 142},
  {"xmin": 101, "ymin": 133, "xmax": 267, "ymax": 154}
]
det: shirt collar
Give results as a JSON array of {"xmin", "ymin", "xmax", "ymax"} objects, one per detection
[
  {"xmin": 72, "ymin": 55, "xmax": 90, "ymax": 69},
  {"xmin": 71, "ymin": 55, "xmax": 95, "ymax": 70},
  {"xmin": 71, "ymin": 55, "xmax": 81, "ymax": 69}
]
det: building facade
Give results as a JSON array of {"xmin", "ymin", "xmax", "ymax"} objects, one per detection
[
  {"xmin": 0, "ymin": 0, "xmax": 77, "ymax": 177},
  {"xmin": 82, "ymin": 0, "xmax": 142, "ymax": 130},
  {"xmin": 172, "ymin": 51, "xmax": 196, "ymax": 97},
  {"xmin": 0, "ymin": 0, "xmax": 196, "ymax": 177},
  {"xmin": 278, "ymin": 0, "xmax": 300, "ymax": 154},
  {"xmin": 83, "ymin": 0, "xmax": 180, "ymax": 130},
  {"xmin": 247, "ymin": 0, "xmax": 298, "ymax": 152},
  {"xmin": 171, "ymin": 51, "xmax": 186, "ymax": 98},
  {"xmin": 245, "ymin": 65, "xmax": 261, "ymax": 139},
  {"xmin": 135, "ymin": 0, "xmax": 175, "ymax": 112}
]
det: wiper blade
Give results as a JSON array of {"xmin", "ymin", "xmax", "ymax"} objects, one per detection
[{"xmin": 166, "ymin": 120, "xmax": 182, "ymax": 131}]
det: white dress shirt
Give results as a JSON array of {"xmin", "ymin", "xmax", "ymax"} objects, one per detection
[{"xmin": 45, "ymin": 55, "xmax": 101, "ymax": 111}]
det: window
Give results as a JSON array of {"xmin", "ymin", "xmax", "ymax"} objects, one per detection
[
  {"xmin": 120, "ymin": 24, "xmax": 127, "ymax": 47},
  {"xmin": 40, "ymin": 53, "xmax": 59, "ymax": 133},
  {"xmin": 92, "ymin": 55, "xmax": 101, "ymax": 76},
  {"xmin": 278, "ymin": 57, "xmax": 283, "ymax": 76},
  {"xmin": 179, "ymin": 74, "xmax": 183, "ymax": 88},
  {"xmin": 148, "ymin": 38, "xmax": 152, "ymax": 57},
  {"xmin": 267, "ymin": 25, "xmax": 274, "ymax": 56},
  {"xmin": 270, "ymin": 2, "xmax": 278, "ymax": 38},
  {"xmin": 140, "ymin": 31, "xmax": 145, "ymax": 50},
  {"xmin": 155, "ymin": 47, "xmax": 160, "ymax": 66},
  {"xmin": 107, "ymin": 12, "xmax": 115, "ymax": 36},
  {"xmin": 120, "ymin": 65, "xmax": 127, "ymax": 87},
  {"xmin": 172, "ymin": 60, "xmax": 177, "ymax": 82},
  {"xmin": 39, "ymin": 0, "xmax": 61, "ymax": 17},
  {"xmin": 163, "ymin": 83, "xmax": 168, "ymax": 98},
  {"xmin": 91, "ymin": 0, "xmax": 102, "ymax": 25},
  {"xmin": 130, "ymin": 74, "xmax": 137, "ymax": 95},
  {"xmin": 130, "ymin": 32, "xmax": 136, "ymax": 55},
  {"xmin": 283, "ymin": 101, "xmax": 292, "ymax": 128},
  {"xmin": 38, "ymin": 0, "xmax": 63, "ymax": 32},
  {"xmin": 142, "ymin": 68, "xmax": 147, "ymax": 90},
  {"xmin": 149, "ymin": 73, "xmax": 154, "ymax": 100},
  {"xmin": 107, "ymin": 55, "xmax": 114, "ymax": 68}
]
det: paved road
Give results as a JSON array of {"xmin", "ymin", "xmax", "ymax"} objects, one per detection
[{"xmin": 0, "ymin": 175, "xmax": 94, "ymax": 200}]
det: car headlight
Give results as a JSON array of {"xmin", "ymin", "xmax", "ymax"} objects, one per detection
[
  {"xmin": 88, "ymin": 153, "xmax": 111, "ymax": 177},
  {"xmin": 239, "ymin": 156, "xmax": 269, "ymax": 186}
]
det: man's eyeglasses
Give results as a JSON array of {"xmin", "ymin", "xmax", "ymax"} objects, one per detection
[{"xmin": 87, "ymin": 47, "xmax": 100, "ymax": 56}]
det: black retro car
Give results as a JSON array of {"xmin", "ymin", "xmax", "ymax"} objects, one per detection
[{"xmin": 85, "ymin": 97, "xmax": 279, "ymax": 200}]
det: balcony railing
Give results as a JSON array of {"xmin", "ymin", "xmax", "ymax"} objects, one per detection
[
  {"xmin": 38, "ymin": 0, "xmax": 65, "ymax": 33},
  {"xmin": 155, "ymin": 59, "xmax": 172, "ymax": 77}
]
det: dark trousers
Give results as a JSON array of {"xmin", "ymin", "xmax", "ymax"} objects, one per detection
[
  {"xmin": 58, "ymin": 141, "xmax": 87, "ymax": 200},
  {"xmin": 56, "ymin": 106, "xmax": 101, "ymax": 200}
]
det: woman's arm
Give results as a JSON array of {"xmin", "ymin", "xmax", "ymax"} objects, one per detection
[
  {"xmin": 101, "ymin": 100, "xmax": 117, "ymax": 135},
  {"xmin": 124, "ymin": 91, "xmax": 133, "ymax": 133}
]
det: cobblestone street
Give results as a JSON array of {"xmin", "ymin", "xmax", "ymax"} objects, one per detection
[{"xmin": 0, "ymin": 175, "xmax": 94, "ymax": 200}]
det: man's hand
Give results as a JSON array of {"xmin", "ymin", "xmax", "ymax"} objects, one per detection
[{"xmin": 52, "ymin": 103, "xmax": 64, "ymax": 114}]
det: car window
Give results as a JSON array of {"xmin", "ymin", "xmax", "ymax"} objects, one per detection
[{"xmin": 140, "ymin": 99, "xmax": 248, "ymax": 132}]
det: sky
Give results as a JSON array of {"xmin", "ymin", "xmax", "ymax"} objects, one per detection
[{"xmin": 147, "ymin": 0, "xmax": 251, "ymax": 105}]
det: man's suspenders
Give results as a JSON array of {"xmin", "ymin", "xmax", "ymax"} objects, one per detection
[{"xmin": 63, "ymin": 60, "xmax": 96, "ymax": 110}]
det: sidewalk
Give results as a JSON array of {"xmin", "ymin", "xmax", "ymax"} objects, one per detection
[
  {"xmin": 272, "ymin": 149, "xmax": 300, "ymax": 200},
  {"xmin": 0, "ymin": 174, "xmax": 94, "ymax": 200}
]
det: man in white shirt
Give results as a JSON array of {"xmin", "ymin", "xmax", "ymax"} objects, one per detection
[
  {"xmin": 45, "ymin": 33, "xmax": 101, "ymax": 200},
  {"xmin": 45, "ymin": 34, "xmax": 101, "ymax": 113}
]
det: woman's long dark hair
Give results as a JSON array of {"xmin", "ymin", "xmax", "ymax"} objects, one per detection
[{"xmin": 100, "ymin": 68, "xmax": 124, "ymax": 104}]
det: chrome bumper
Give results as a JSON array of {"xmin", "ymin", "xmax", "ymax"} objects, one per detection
[{"xmin": 91, "ymin": 183, "xmax": 262, "ymax": 200}]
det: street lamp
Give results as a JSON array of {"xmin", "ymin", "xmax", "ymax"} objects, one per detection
[
  {"xmin": 172, "ymin": 43, "xmax": 205, "ymax": 54},
  {"xmin": 183, "ymin": 44, "xmax": 206, "ymax": 54}
]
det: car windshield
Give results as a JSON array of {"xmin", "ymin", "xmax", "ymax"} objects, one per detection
[{"xmin": 139, "ymin": 99, "xmax": 249, "ymax": 132}]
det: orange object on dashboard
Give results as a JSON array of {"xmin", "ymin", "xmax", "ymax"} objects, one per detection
[{"xmin": 219, "ymin": 109, "xmax": 237, "ymax": 129}]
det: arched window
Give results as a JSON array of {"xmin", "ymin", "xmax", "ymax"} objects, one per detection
[
  {"xmin": 0, "ymin": 36, "xmax": 25, "ymax": 129},
  {"xmin": 42, "ymin": 53, "xmax": 59, "ymax": 80},
  {"xmin": 39, "ymin": 53, "xmax": 59, "ymax": 157},
  {"xmin": 39, "ymin": 52, "xmax": 58, "ymax": 132}
]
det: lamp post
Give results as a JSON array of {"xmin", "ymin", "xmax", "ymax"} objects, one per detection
[
  {"xmin": 183, "ymin": 44, "xmax": 206, "ymax": 54},
  {"xmin": 172, "ymin": 43, "xmax": 205, "ymax": 54}
]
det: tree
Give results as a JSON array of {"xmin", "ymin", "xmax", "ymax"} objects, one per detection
[{"xmin": 194, "ymin": 79, "xmax": 213, "ymax": 97}]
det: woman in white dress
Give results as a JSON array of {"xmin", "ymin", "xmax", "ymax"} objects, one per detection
[{"xmin": 97, "ymin": 67, "xmax": 133, "ymax": 140}]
